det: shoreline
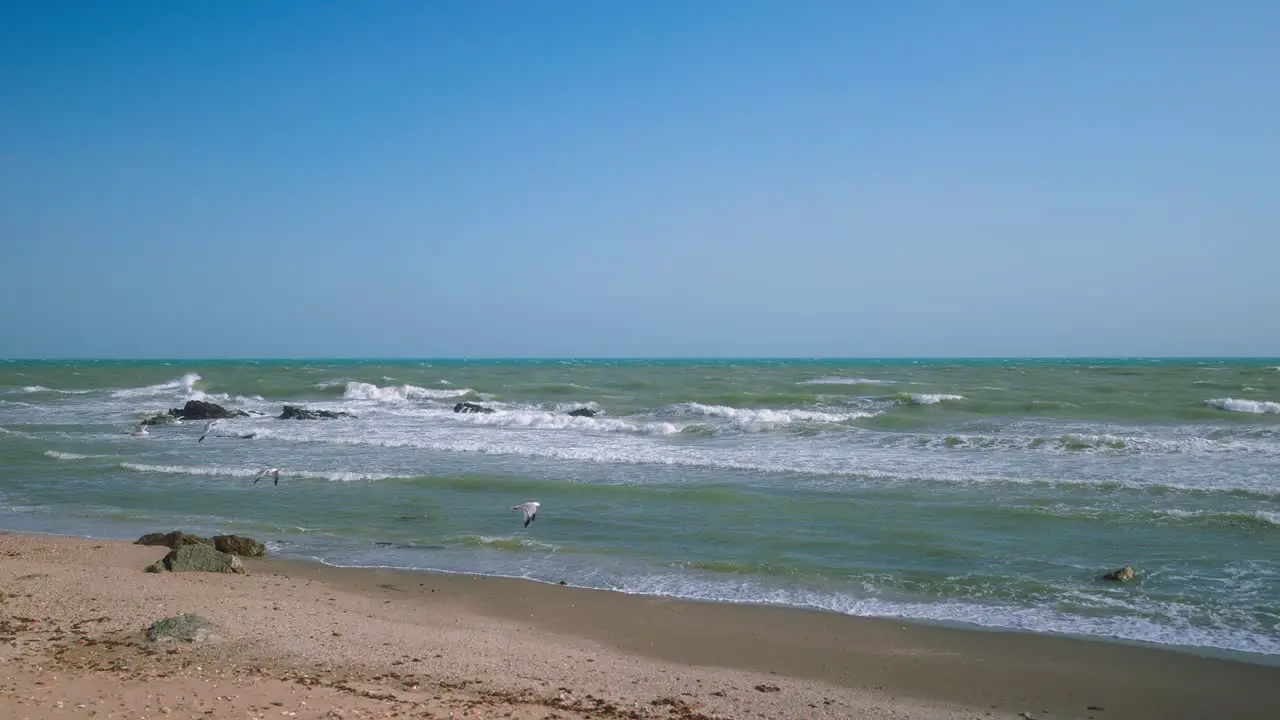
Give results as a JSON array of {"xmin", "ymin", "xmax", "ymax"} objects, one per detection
[
  {"xmin": 13, "ymin": 525, "xmax": 1280, "ymax": 669},
  {"xmin": 2, "ymin": 529, "xmax": 1277, "ymax": 719}
]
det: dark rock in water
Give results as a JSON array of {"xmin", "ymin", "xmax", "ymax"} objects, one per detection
[
  {"xmin": 279, "ymin": 404, "xmax": 357, "ymax": 420},
  {"xmin": 140, "ymin": 413, "xmax": 177, "ymax": 426},
  {"xmin": 144, "ymin": 544, "xmax": 245, "ymax": 574},
  {"xmin": 567, "ymin": 407, "xmax": 597, "ymax": 417},
  {"xmin": 1101, "ymin": 565, "xmax": 1137, "ymax": 582},
  {"xmin": 146, "ymin": 613, "xmax": 220, "ymax": 643},
  {"xmin": 135, "ymin": 531, "xmax": 211, "ymax": 549},
  {"xmin": 168, "ymin": 400, "xmax": 248, "ymax": 421},
  {"xmin": 212, "ymin": 534, "xmax": 266, "ymax": 557},
  {"xmin": 454, "ymin": 402, "xmax": 494, "ymax": 414}
]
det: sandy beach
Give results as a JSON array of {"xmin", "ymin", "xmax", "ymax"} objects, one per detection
[{"xmin": 0, "ymin": 531, "xmax": 1275, "ymax": 720}]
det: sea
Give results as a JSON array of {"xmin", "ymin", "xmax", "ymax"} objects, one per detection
[{"xmin": 1, "ymin": 359, "xmax": 1277, "ymax": 662}]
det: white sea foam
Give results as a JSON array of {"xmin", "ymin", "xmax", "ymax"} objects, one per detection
[
  {"xmin": 119, "ymin": 462, "xmax": 393, "ymax": 483},
  {"xmin": 674, "ymin": 402, "xmax": 877, "ymax": 425},
  {"xmin": 1207, "ymin": 398, "xmax": 1280, "ymax": 414},
  {"xmin": 343, "ymin": 381, "xmax": 473, "ymax": 402},
  {"xmin": 797, "ymin": 377, "xmax": 896, "ymax": 386}
]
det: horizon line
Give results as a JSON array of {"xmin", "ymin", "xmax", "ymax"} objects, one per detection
[{"xmin": 4, "ymin": 355, "xmax": 1279, "ymax": 362}]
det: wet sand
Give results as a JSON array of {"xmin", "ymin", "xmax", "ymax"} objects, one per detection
[{"xmin": 1, "ymin": 530, "xmax": 1276, "ymax": 719}]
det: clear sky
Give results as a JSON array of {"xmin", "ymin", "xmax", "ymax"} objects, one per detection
[{"xmin": 1, "ymin": 1, "xmax": 1276, "ymax": 358}]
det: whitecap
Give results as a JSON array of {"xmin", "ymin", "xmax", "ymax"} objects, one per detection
[
  {"xmin": 797, "ymin": 377, "xmax": 897, "ymax": 386},
  {"xmin": 1207, "ymin": 398, "xmax": 1280, "ymax": 415},
  {"xmin": 343, "ymin": 381, "xmax": 473, "ymax": 402}
]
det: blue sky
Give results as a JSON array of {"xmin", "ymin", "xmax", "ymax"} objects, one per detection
[{"xmin": 1, "ymin": 1, "xmax": 1276, "ymax": 358}]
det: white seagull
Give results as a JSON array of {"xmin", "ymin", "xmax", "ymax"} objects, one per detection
[
  {"xmin": 512, "ymin": 501, "xmax": 540, "ymax": 528},
  {"xmin": 255, "ymin": 468, "xmax": 280, "ymax": 486},
  {"xmin": 131, "ymin": 423, "xmax": 149, "ymax": 436},
  {"xmin": 198, "ymin": 419, "xmax": 220, "ymax": 442}
]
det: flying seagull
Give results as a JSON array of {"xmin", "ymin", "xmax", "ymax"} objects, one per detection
[
  {"xmin": 255, "ymin": 468, "xmax": 280, "ymax": 486},
  {"xmin": 198, "ymin": 419, "xmax": 219, "ymax": 442},
  {"xmin": 512, "ymin": 501, "xmax": 540, "ymax": 528},
  {"xmin": 131, "ymin": 423, "xmax": 149, "ymax": 436}
]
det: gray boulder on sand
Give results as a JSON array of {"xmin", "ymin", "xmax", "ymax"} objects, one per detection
[
  {"xmin": 279, "ymin": 404, "xmax": 357, "ymax": 420},
  {"xmin": 144, "ymin": 544, "xmax": 245, "ymax": 574},
  {"xmin": 212, "ymin": 534, "xmax": 266, "ymax": 557},
  {"xmin": 135, "ymin": 530, "xmax": 210, "ymax": 549},
  {"xmin": 135, "ymin": 531, "xmax": 267, "ymax": 557},
  {"xmin": 146, "ymin": 613, "xmax": 220, "ymax": 644},
  {"xmin": 1101, "ymin": 565, "xmax": 1137, "ymax": 582}
]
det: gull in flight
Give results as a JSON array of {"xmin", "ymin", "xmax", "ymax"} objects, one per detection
[
  {"xmin": 512, "ymin": 501, "xmax": 540, "ymax": 528},
  {"xmin": 198, "ymin": 419, "xmax": 220, "ymax": 442},
  {"xmin": 255, "ymin": 468, "xmax": 280, "ymax": 486},
  {"xmin": 131, "ymin": 423, "xmax": 149, "ymax": 436}
]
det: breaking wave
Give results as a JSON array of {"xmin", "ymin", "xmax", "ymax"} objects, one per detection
[
  {"xmin": 1207, "ymin": 398, "xmax": 1280, "ymax": 415},
  {"xmin": 119, "ymin": 462, "xmax": 394, "ymax": 483},
  {"xmin": 343, "ymin": 381, "xmax": 473, "ymax": 402},
  {"xmin": 901, "ymin": 393, "xmax": 965, "ymax": 405},
  {"xmin": 109, "ymin": 373, "xmax": 203, "ymax": 399},
  {"xmin": 672, "ymin": 402, "xmax": 877, "ymax": 425}
]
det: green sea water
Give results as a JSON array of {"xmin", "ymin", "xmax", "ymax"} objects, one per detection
[{"xmin": 1, "ymin": 358, "xmax": 1277, "ymax": 660}]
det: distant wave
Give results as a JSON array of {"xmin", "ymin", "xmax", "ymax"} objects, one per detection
[
  {"xmin": 673, "ymin": 402, "xmax": 877, "ymax": 425},
  {"xmin": 1207, "ymin": 398, "xmax": 1280, "ymax": 415},
  {"xmin": 797, "ymin": 377, "xmax": 896, "ymax": 386},
  {"xmin": 343, "ymin": 381, "xmax": 473, "ymax": 402},
  {"xmin": 9, "ymin": 385, "xmax": 91, "ymax": 395},
  {"xmin": 119, "ymin": 462, "xmax": 393, "ymax": 483}
]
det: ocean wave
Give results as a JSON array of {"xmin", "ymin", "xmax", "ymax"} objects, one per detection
[
  {"xmin": 449, "ymin": 535, "xmax": 561, "ymax": 552},
  {"xmin": 1207, "ymin": 398, "xmax": 1280, "ymax": 415},
  {"xmin": 797, "ymin": 377, "xmax": 896, "ymax": 386},
  {"xmin": 118, "ymin": 462, "xmax": 394, "ymax": 483},
  {"xmin": 343, "ymin": 381, "xmax": 473, "ymax": 402},
  {"xmin": 44, "ymin": 450, "xmax": 102, "ymax": 460},
  {"xmin": 108, "ymin": 372, "xmax": 203, "ymax": 400},
  {"xmin": 10, "ymin": 385, "xmax": 92, "ymax": 395},
  {"xmin": 425, "ymin": 408, "xmax": 681, "ymax": 435},
  {"xmin": 219, "ymin": 428, "xmax": 1280, "ymax": 497},
  {"xmin": 901, "ymin": 393, "xmax": 965, "ymax": 405},
  {"xmin": 672, "ymin": 402, "xmax": 877, "ymax": 425}
]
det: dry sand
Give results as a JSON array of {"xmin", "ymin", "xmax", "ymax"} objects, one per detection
[{"xmin": 1, "ymin": 530, "xmax": 1275, "ymax": 719}]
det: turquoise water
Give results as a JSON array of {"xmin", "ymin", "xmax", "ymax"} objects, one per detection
[{"xmin": 1, "ymin": 358, "xmax": 1277, "ymax": 659}]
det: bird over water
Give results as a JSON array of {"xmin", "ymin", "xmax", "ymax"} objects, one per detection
[
  {"xmin": 255, "ymin": 468, "xmax": 280, "ymax": 486},
  {"xmin": 513, "ymin": 501, "xmax": 540, "ymax": 528}
]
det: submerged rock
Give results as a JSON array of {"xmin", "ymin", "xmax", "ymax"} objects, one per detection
[
  {"xmin": 145, "ymin": 544, "xmax": 245, "ymax": 574},
  {"xmin": 454, "ymin": 402, "xmax": 494, "ymax": 414},
  {"xmin": 168, "ymin": 400, "xmax": 248, "ymax": 421},
  {"xmin": 140, "ymin": 412, "xmax": 178, "ymax": 426},
  {"xmin": 146, "ymin": 613, "xmax": 220, "ymax": 643},
  {"xmin": 279, "ymin": 405, "xmax": 356, "ymax": 420},
  {"xmin": 135, "ymin": 531, "xmax": 211, "ymax": 549},
  {"xmin": 1101, "ymin": 566, "xmax": 1137, "ymax": 582},
  {"xmin": 212, "ymin": 534, "xmax": 266, "ymax": 557},
  {"xmin": 566, "ymin": 407, "xmax": 597, "ymax": 417}
]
